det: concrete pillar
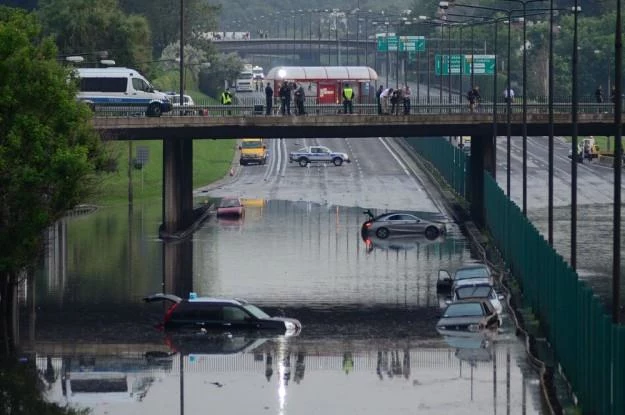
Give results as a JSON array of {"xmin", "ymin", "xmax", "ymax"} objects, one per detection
[
  {"xmin": 163, "ymin": 239, "xmax": 193, "ymax": 298},
  {"xmin": 162, "ymin": 137, "xmax": 194, "ymax": 235},
  {"xmin": 469, "ymin": 135, "xmax": 496, "ymax": 227}
]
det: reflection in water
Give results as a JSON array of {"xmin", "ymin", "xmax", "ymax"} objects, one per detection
[
  {"xmin": 32, "ymin": 335, "xmax": 543, "ymax": 415},
  {"xmin": 28, "ymin": 200, "xmax": 545, "ymax": 414}
]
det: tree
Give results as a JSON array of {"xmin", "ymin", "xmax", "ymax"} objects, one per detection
[
  {"xmin": 198, "ymin": 52, "xmax": 244, "ymax": 96},
  {"xmin": 0, "ymin": 6, "xmax": 106, "ymax": 356},
  {"xmin": 119, "ymin": 0, "xmax": 220, "ymax": 58},
  {"xmin": 38, "ymin": 0, "xmax": 152, "ymax": 73}
]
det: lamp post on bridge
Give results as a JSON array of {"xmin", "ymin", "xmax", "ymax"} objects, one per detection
[{"xmin": 442, "ymin": 1, "xmax": 519, "ymax": 196}]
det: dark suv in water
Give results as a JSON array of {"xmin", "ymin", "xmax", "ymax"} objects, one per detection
[{"xmin": 143, "ymin": 293, "xmax": 302, "ymax": 336}]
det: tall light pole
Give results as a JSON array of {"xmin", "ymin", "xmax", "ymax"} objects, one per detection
[
  {"xmin": 443, "ymin": 2, "xmax": 518, "ymax": 197},
  {"xmin": 547, "ymin": 0, "xmax": 554, "ymax": 245},
  {"xmin": 570, "ymin": 3, "xmax": 581, "ymax": 270},
  {"xmin": 613, "ymin": 0, "xmax": 622, "ymax": 324},
  {"xmin": 501, "ymin": 0, "xmax": 548, "ymax": 216},
  {"xmin": 179, "ymin": 0, "xmax": 184, "ymax": 114}
]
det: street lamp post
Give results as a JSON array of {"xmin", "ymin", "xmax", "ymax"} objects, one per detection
[
  {"xmin": 613, "ymin": 0, "xmax": 622, "ymax": 323},
  {"xmin": 442, "ymin": 2, "xmax": 518, "ymax": 196},
  {"xmin": 570, "ymin": 3, "xmax": 581, "ymax": 270},
  {"xmin": 501, "ymin": 0, "xmax": 549, "ymax": 217}
]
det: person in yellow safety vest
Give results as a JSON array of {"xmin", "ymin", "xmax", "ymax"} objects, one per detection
[
  {"xmin": 220, "ymin": 87, "xmax": 233, "ymax": 115},
  {"xmin": 342, "ymin": 83, "xmax": 354, "ymax": 114}
]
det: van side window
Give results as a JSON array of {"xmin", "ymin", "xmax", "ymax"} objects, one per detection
[
  {"xmin": 223, "ymin": 306, "xmax": 250, "ymax": 321},
  {"xmin": 80, "ymin": 77, "xmax": 127, "ymax": 92},
  {"xmin": 132, "ymin": 78, "xmax": 150, "ymax": 92}
]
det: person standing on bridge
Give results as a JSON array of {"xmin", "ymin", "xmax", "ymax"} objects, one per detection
[
  {"xmin": 342, "ymin": 83, "xmax": 354, "ymax": 114},
  {"xmin": 402, "ymin": 84, "xmax": 411, "ymax": 115},
  {"xmin": 220, "ymin": 87, "xmax": 233, "ymax": 115},
  {"xmin": 294, "ymin": 83, "xmax": 306, "ymax": 115},
  {"xmin": 376, "ymin": 85, "xmax": 384, "ymax": 115},
  {"xmin": 265, "ymin": 82, "xmax": 273, "ymax": 115},
  {"xmin": 279, "ymin": 82, "xmax": 291, "ymax": 115},
  {"xmin": 595, "ymin": 85, "xmax": 603, "ymax": 103}
]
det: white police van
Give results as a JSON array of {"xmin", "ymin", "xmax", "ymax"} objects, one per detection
[{"xmin": 74, "ymin": 67, "xmax": 172, "ymax": 117}]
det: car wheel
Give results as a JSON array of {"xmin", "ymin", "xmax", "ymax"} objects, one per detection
[
  {"xmin": 333, "ymin": 157, "xmax": 343, "ymax": 166},
  {"xmin": 298, "ymin": 158, "xmax": 309, "ymax": 167},
  {"xmin": 425, "ymin": 226, "xmax": 440, "ymax": 240},
  {"xmin": 376, "ymin": 227, "xmax": 390, "ymax": 239},
  {"xmin": 147, "ymin": 103, "xmax": 162, "ymax": 117}
]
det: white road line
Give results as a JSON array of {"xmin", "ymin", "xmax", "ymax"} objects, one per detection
[{"xmin": 377, "ymin": 137, "xmax": 411, "ymax": 176}]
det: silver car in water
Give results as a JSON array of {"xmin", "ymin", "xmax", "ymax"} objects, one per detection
[{"xmin": 361, "ymin": 211, "xmax": 446, "ymax": 240}]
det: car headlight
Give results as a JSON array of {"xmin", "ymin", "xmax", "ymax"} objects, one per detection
[
  {"xmin": 467, "ymin": 324, "xmax": 481, "ymax": 332},
  {"xmin": 284, "ymin": 321, "xmax": 296, "ymax": 332},
  {"xmin": 437, "ymin": 325, "xmax": 446, "ymax": 330}
]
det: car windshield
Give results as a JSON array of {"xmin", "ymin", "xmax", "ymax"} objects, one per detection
[
  {"xmin": 455, "ymin": 286, "xmax": 492, "ymax": 300},
  {"xmin": 239, "ymin": 73, "xmax": 253, "ymax": 80},
  {"xmin": 220, "ymin": 199, "xmax": 240, "ymax": 208},
  {"xmin": 243, "ymin": 304, "xmax": 271, "ymax": 319},
  {"xmin": 241, "ymin": 141, "xmax": 262, "ymax": 149},
  {"xmin": 455, "ymin": 267, "xmax": 489, "ymax": 281},
  {"xmin": 443, "ymin": 302, "xmax": 485, "ymax": 317}
]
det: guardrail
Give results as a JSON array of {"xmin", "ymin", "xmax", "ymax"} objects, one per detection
[{"xmin": 92, "ymin": 100, "xmax": 621, "ymax": 118}]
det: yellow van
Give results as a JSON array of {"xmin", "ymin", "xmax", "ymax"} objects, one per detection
[{"xmin": 239, "ymin": 138, "xmax": 268, "ymax": 165}]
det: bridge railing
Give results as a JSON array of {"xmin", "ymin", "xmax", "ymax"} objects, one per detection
[{"xmin": 91, "ymin": 98, "xmax": 619, "ymax": 118}]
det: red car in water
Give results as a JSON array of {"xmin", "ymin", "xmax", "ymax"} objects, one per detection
[{"xmin": 216, "ymin": 197, "xmax": 244, "ymax": 217}]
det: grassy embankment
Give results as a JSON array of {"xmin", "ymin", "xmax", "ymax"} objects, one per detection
[{"xmin": 86, "ymin": 75, "xmax": 236, "ymax": 206}]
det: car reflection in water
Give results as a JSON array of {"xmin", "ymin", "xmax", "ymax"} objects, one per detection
[
  {"xmin": 362, "ymin": 233, "xmax": 446, "ymax": 253},
  {"xmin": 443, "ymin": 334, "xmax": 495, "ymax": 364}
]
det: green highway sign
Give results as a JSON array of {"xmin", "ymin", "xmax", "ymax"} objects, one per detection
[
  {"xmin": 435, "ymin": 54, "xmax": 496, "ymax": 75},
  {"xmin": 377, "ymin": 35, "xmax": 425, "ymax": 52},
  {"xmin": 435, "ymin": 54, "xmax": 463, "ymax": 75},
  {"xmin": 399, "ymin": 36, "xmax": 426, "ymax": 52},
  {"xmin": 464, "ymin": 54, "xmax": 496, "ymax": 75}
]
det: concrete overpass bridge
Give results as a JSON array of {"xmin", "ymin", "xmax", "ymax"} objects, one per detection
[{"xmin": 93, "ymin": 111, "xmax": 620, "ymax": 237}]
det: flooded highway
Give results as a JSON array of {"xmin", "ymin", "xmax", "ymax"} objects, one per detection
[{"xmin": 25, "ymin": 137, "xmax": 546, "ymax": 414}]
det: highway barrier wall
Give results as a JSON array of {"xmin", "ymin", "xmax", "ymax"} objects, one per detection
[
  {"xmin": 404, "ymin": 137, "xmax": 469, "ymax": 199},
  {"xmin": 411, "ymin": 136, "xmax": 625, "ymax": 414},
  {"xmin": 484, "ymin": 173, "xmax": 625, "ymax": 415}
]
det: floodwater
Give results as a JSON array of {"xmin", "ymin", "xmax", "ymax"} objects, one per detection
[{"xmin": 23, "ymin": 200, "xmax": 546, "ymax": 414}]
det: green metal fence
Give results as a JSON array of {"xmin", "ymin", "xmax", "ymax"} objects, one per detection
[
  {"xmin": 404, "ymin": 137, "xmax": 469, "ymax": 199},
  {"xmin": 483, "ymin": 172, "xmax": 625, "ymax": 414},
  {"xmin": 411, "ymin": 136, "xmax": 625, "ymax": 413}
]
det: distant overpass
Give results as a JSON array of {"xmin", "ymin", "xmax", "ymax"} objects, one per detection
[{"xmin": 212, "ymin": 38, "xmax": 378, "ymax": 66}]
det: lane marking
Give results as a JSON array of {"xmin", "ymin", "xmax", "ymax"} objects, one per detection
[{"xmin": 377, "ymin": 137, "xmax": 411, "ymax": 176}]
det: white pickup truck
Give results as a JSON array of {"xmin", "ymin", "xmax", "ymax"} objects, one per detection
[{"xmin": 289, "ymin": 145, "xmax": 351, "ymax": 167}]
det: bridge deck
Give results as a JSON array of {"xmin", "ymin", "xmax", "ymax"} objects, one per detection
[{"xmin": 93, "ymin": 111, "xmax": 619, "ymax": 139}]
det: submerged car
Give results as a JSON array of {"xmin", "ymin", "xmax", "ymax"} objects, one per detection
[
  {"xmin": 361, "ymin": 210, "xmax": 446, "ymax": 240},
  {"xmin": 143, "ymin": 293, "xmax": 302, "ymax": 336},
  {"xmin": 216, "ymin": 197, "xmax": 244, "ymax": 217},
  {"xmin": 436, "ymin": 263, "xmax": 493, "ymax": 293},
  {"xmin": 448, "ymin": 283, "xmax": 504, "ymax": 315},
  {"xmin": 436, "ymin": 298, "xmax": 500, "ymax": 337}
]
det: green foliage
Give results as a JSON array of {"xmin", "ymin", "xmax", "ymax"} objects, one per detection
[
  {"xmin": 0, "ymin": 6, "xmax": 105, "ymax": 273},
  {"xmin": 38, "ymin": 0, "xmax": 152, "ymax": 73},
  {"xmin": 87, "ymin": 139, "xmax": 235, "ymax": 205},
  {"xmin": 198, "ymin": 52, "xmax": 244, "ymax": 96},
  {"xmin": 0, "ymin": 359, "xmax": 89, "ymax": 415},
  {"xmin": 119, "ymin": 0, "xmax": 220, "ymax": 58}
]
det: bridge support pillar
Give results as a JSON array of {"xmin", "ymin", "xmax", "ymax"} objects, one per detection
[
  {"xmin": 469, "ymin": 135, "xmax": 496, "ymax": 227},
  {"xmin": 162, "ymin": 137, "xmax": 194, "ymax": 235},
  {"xmin": 163, "ymin": 239, "xmax": 193, "ymax": 298}
]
